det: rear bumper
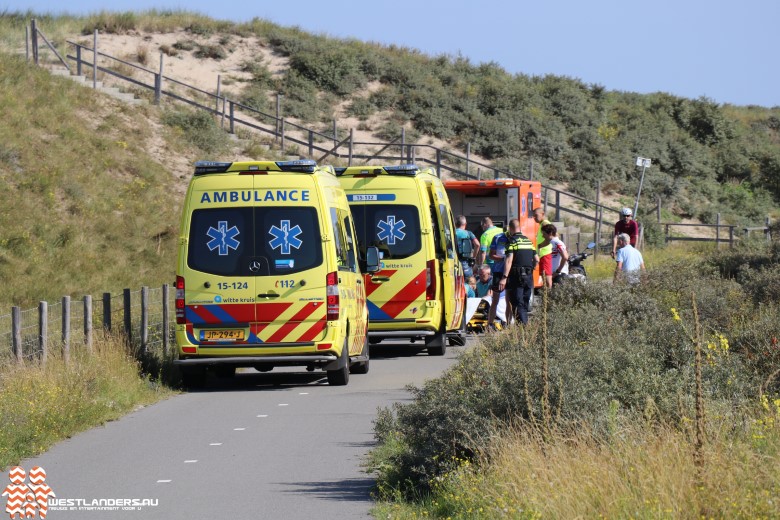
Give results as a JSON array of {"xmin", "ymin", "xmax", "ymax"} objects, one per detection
[
  {"xmin": 175, "ymin": 354, "xmax": 341, "ymax": 370},
  {"xmin": 368, "ymin": 330, "xmax": 436, "ymax": 339}
]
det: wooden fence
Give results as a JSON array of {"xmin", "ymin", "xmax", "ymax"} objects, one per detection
[{"xmin": 2, "ymin": 285, "xmax": 173, "ymax": 365}]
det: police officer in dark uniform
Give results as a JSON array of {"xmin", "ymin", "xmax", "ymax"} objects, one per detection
[{"xmin": 497, "ymin": 219, "xmax": 539, "ymax": 325}]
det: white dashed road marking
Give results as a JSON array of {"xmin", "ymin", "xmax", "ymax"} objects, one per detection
[
  {"xmin": 184, "ymin": 460, "xmax": 198, "ymax": 464},
  {"xmin": 157, "ymin": 480, "xmax": 171, "ymax": 483},
  {"xmin": 257, "ymin": 414, "xmax": 268, "ymax": 418},
  {"xmin": 209, "ymin": 443, "xmax": 222, "ymax": 446},
  {"xmin": 278, "ymin": 404, "xmax": 289, "ymax": 407},
  {"xmin": 234, "ymin": 428, "xmax": 246, "ymax": 431}
]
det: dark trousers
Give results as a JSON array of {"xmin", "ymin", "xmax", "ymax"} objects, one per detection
[{"xmin": 506, "ymin": 273, "xmax": 534, "ymax": 325}]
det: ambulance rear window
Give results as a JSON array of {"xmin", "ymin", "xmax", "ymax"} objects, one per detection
[
  {"xmin": 188, "ymin": 207, "xmax": 322, "ymax": 276},
  {"xmin": 350, "ymin": 204, "xmax": 421, "ymax": 260}
]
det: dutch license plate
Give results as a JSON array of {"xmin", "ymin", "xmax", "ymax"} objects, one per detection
[{"xmin": 201, "ymin": 329, "xmax": 245, "ymax": 341}]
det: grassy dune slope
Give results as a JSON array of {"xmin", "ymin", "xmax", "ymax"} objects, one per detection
[{"xmin": 0, "ymin": 52, "xmax": 181, "ymax": 308}]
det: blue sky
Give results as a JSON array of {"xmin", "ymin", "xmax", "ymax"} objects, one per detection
[{"xmin": 6, "ymin": 0, "xmax": 779, "ymax": 107}]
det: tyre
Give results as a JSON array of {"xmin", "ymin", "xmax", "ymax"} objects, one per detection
[
  {"xmin": 368, "ymin": 337, "xmax": 382, "ymax": 345},
  {"xmin": 350, "ymin": 337, "xmax": 370, "ymax": 375},
  {"xmin": 327, "ymin": 342, "xmax": 350, "ymax": 386},
  {"xmin": 180, "ymin": 367, "xmax": 207, "ymax": 389},
  {"xmin": 426, "ymin": 331, "xmax": 447, "ymax": 356},
  {"xmin": 447, "ymin": 333, "xmax": 467, "ymax": 347}
]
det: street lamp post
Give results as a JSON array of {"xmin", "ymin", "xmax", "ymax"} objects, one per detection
[{"xmin": 633, "ymin": 156, "xmax": 651, "ymax": 218}]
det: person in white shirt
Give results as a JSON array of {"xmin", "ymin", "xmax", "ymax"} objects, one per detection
[
  {"xmin": 541, "ymin": 224, "xmax": 569, "ymax": 279},
  {"xmin": 614, "ymin": 233, "xmax": 645, "ymax": 283}
]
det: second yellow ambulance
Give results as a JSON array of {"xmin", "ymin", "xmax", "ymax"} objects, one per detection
[{"xmin": 336, "ymin": 164, "xmax": 466, "ymax": 355}]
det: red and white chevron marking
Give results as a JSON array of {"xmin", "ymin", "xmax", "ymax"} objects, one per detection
[
  {"xmin": 8, "ymin": 467, "xmax": 25, "ymax": 486},
  {"xmin": 27, "ymin": 468, "xmax": 46, "ymax": 486},
  {"xmin": 2, "ymin": 483, "xmax": 30, "ymax": 517}
]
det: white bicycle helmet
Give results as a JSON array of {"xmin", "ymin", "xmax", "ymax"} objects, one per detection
[{"xmin": 620, "ymin": 207, "xmax": 633, "ymax": 217}]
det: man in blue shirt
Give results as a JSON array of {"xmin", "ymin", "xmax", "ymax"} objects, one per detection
[{"xmin": 614, "ymin": 233, "xmax": 645, "ymax": 284}]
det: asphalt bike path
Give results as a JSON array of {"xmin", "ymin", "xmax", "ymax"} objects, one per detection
[{"xmin": 21, "ymin": 340, "xmax": 472, "ymax": 519}]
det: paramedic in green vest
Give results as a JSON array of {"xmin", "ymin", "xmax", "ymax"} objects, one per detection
[
  {"xmin": 476, "ymin": 217, "xmax": 503, "ymax": 268},
  {"xmin": 498, "ymin": 219, "xmax": 539, "ymax": 325},
  {"xmin": 533, "ymin": 207, "xmax": 553, "ymax": 289}
]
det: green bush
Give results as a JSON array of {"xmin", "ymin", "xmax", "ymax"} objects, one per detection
[
  {"xmin": 373, "ymin": 249, "xmax": 780, "ymax": 496},
  {"xmin": 81, "ymin": 11, "xmax": 137, "ymax": 34},
  {"xmin": 161, "ymin": 108, "xmax": 229, "ymax": 155}
]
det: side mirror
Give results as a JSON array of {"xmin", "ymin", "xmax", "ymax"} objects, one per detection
[
  {"xmin": 586, "ymin": 242, "xmax": 596, "ymax": 250},
  {"xmin": 365, "ymin": 246, "xmax": 381, "ymax": 273}
]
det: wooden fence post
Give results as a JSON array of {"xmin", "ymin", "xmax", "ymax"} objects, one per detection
[
  {"xmin": 162, "ymin": 284, "xmax": 170, "ymax": 356},
  {"xmin": 493, "ymin": 168, "xmax": 498, "ymax": 180},
  {"xmin": 656, "ymin": 196, "xmax": 661, "ymax": 223},
  {"xmin": 400, "ymin": 127, "xmax": 405, "ymax": 165},
  {"xmin": 280, "ymin": 118, "xmax": 286, "ymax": 151},
  {"xmin": 140, "ymin": 286, "xmax": 149, "ymax": 355},
  {"xmin": 716, "ymin": 213, "xmax": 721, "ymax": 249},
  {"xmin": 84, "ymin": 295, "xmax": 93, "ymax": 352},
  {"xmin": 76, "ymin": 45, "xmax": 82, "ymax": 76},
  {"xmin": 31, "ymin": 19, "xmax": 39, "ymax": 65},
  {"xmin": 39, "ymin": 301, "xmax": 47, "ymax": 365},
  {"xmin": 436, "ymin": 149, "xmax": 442, "ymax": 178},
  {"xmin": 665, "ymin": 224, "xmax": 670, "ymax": 244},
  {"xmin": 333, "ymin": 120, "xmax": 338, "ymax": 148},
  {"xmin": 348, "ymin": 128, "xmax": 354, "ymax": 166},
  {"xmin": 12, "ymin": 306, "xmax": 22, "ymax": 364},
  {"xmin": 766, "ymin": 216, "xmax": 772, "ymax": 242},
  {"xmin": 92, "ymin": 29, "xmax": 98, "ymax": 89},
  {"xmin": 215, "ymin": 74, "xmax": 221, "ymax": 112},
  {"xmin": 62, "ymin": 296, "xmax": 70, "ymax": 364},
  {"xmin": 308, "ymin": 130, "xmax": 313, "ymax": 157},
  {"xmin": 229, "ymin": 101, "xmax": 235, "ymax": 134},
  {"xmin": 555, "ymin": 190, "xmax": 561, "ymax": 222},
  {"xmin": 102, "ymin": 292, "xmax": 112, "ymax": 332},
  {"xmin": 594, "ymin": 181, "xmax": 601, "ymax": 260},
  {"xmin": 123, "ymin": 289, "xmax": 132, "ymax": 345},
  {"xmin": 154, "ymin": 52, "xmax": 164, "ymax": 105},
  {"xmin": 276, "ymin": 93, "xmax": 282, "ymax": 139},
  {"xmin": 543, "ymin": 187, "xmax": 548, "ymax": 213},
  {"xmin": 466, "ymin": 142, "xmax": 471, "ymax": 177}
]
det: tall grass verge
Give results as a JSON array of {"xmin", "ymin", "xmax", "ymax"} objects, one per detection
[
  {"xmin": 370, "ymin": 243, "xmax": 780, "ymax": 516},
  {"xmin": 0, "ymin": 333, "xmax": 173, "ymax": 469}
]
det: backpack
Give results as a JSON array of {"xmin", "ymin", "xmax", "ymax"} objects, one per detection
[{"xmin": 457, "ymin": 234, "xmax": 474, "ymax": 265}]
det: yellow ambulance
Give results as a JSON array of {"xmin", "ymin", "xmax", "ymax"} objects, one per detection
[
  {"xmin": 336, "ymin": 164, "xmax": 466, "ymax": 355},
  {"xmin": 174, "ymin": 160, "xmax": 370, "ymax": 387}
]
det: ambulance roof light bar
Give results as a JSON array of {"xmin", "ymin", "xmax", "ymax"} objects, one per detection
[{"xmin": 193, "ymin": 159, "xmax": 318, "ymax": 176}]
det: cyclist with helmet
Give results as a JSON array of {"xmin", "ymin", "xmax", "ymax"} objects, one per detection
[{"xmin": 612, "ymin": 207, "xmax": 639, "ymax": 258}]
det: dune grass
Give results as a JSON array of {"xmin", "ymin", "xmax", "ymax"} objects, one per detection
[
  {"xmin": 374, "ymin": 413, "xmax": 780, "ymax": 519},
  {"xmin": 0, "ymin": 51, "xmax": 181, "ymax": 309}
]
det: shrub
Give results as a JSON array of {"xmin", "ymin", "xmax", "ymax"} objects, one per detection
[
  {"xmin": 194, "ymin": 44, "xmax": 227, "ymax": 60},
  {"xmin": 81, "ymin": 11, "xmax": 137, "ymax": 34},
  {"xmin": 161, "ymin": 108, "xmax": 229, "ymax": 155},
  {"xmin": 372, "ymin": 249, "xmax": 778, "ymax": 496},
  {"xmin": 172, "ymin": 39, "xmax": 196, "ymax": 52}
]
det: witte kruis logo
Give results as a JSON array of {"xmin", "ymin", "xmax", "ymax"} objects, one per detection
[{"xmin": 2, "ymin": 466, "xmax": 55, "ymax": 519}]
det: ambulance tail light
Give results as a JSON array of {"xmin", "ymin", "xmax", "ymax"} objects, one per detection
[
  {"xmin": 326, "ymin": 271, "xmax": 340, "ymax": 320},
  {"xmin": 426, "ymin": 260, "xmax": 437, "ymax": 300},
  {"xmin": 175, "ymin": 276, "xmax": 186, "ymax": 324}
]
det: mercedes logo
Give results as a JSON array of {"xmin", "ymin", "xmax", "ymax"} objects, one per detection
[{"xmin": 248, "ymin": 260, "xmax": 262, "ymax": 273}]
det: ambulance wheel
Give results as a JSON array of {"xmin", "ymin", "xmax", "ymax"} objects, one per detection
[
  {"xmin": 180, "ymin": 367, "xmax": 207, "ymax": 389},
  {"xmin": 368, "ymin": 337, "xmax": 382, "ymax": 345},
  {"xmin": 426, "ymin": 332, "xmax": 447, "ymax": 356},
  {"xmin": 350, "ymin": 337, "xmax": 370, "ymax": 375},
  {"xmin": 448, "ymin": 333, "xmax": 467, "ymax": 347},
  {"xmin": 327, "ymin": 342, "xmax": 350, "ymax": 386}
]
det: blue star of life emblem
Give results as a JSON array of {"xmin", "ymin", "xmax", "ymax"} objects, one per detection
[
  {"xmin": 377, "ymin": 215, "xmax": 406, "ymax": 245},
  {"xmin": 206, "ymin": 221, "xmax": 241, "ymax": 256},
  {"xmin": 269, "ymin": 220, "xmax": 303, "ymax": 255}
]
